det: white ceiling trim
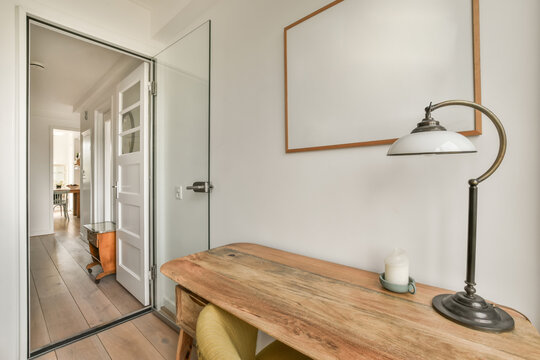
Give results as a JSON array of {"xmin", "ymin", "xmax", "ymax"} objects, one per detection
[{"xmin": 73, "ymin": 57, "xmax": 142, "ymax": 113}]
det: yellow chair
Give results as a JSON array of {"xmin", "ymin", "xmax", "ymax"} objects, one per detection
[{"xmin": 196, "ymin": 304, "xmax": 311, "ymax": 360}]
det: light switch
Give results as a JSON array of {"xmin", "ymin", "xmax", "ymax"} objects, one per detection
[{"xmin": 175, "ymin": 186, "xmax": 183, "ymax": 200}]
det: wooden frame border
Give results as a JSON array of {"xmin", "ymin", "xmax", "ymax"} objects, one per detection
[{"xmin": 284, "ymin": 0, "xmax": 482, "ymax": 153}]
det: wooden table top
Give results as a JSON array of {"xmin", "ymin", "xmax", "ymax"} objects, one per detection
[
  {"xmin": 54, "ymin": 187, "xmax": 80, "ymax": 193},
  {"xmin": 160, "ymin": 243, "xmax": 540, "ymax": 360}
]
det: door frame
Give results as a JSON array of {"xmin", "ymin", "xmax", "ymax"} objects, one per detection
[
  {"xmin": 151, "ymin": 20, "xmax": 212, "ymax": 320},
  {"xmin": 18, "ymin": 9, "xmax": 156, "ymax": 360},
  {"xmin": 81, "ymin": 128, "xmax": 93, "ymax": 234},
  {"xmin": 49, "ymin": 126, "xmax": 80, "ymax": 229}
]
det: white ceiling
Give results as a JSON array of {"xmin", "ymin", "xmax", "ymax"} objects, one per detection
[
  {"xmin": 29, "ymin": 24, "xmax": 135, "ymax": 118},
  {"xmin": 126, "ymin": 0, "xmax": 219, "ymax": 43},
  {"xmin": 127, "ymin": 0, "xmax": 166, "ymax": 11}
]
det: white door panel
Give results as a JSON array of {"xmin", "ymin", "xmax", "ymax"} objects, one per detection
[
  {"xmin": 115, "ymin": 62, "xmax": 150, "ymax": 305},
  {"xmin": 81, "ymin": 129, "xmax": 92, "ymax": 237}
]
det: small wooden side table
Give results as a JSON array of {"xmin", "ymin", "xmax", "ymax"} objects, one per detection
[{"xmin": 84, "ymin": 222, "xmax": 116, "ymax": 284}]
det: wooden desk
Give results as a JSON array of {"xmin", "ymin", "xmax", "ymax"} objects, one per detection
[
  {"xmin": 161, "ymin": 243, "xmax": 540, "ymax": 360},
  {"xmin": 53, "ymin": 187, "xmax": 80, "ymax": 217},
  {"xmin": 84, "ymin": 222, "xmax": 116, "ymax": 284}
]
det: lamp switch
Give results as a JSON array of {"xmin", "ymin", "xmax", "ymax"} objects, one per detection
[{"xmin": 175, "ymin": 186, "xmax": 183, "ymax": 200}]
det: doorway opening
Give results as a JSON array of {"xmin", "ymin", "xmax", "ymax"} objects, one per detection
[
  {"xmin": 25, "ymin": 14, "xmax": 211, "ymax": 360},
  {"xmin": 51, "ymin": 128, "xmax": 80, "ymax": 221},
  {"xmin": 28, "ymin": 19, "xmax": 153, "ymax": 358}
]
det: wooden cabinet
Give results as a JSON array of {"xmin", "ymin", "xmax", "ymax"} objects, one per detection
[{"xmin": 84, "ymin": 222, "xmax": 116, "ymax": 284}]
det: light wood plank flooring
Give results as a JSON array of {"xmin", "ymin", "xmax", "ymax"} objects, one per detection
[
  {"xmin": 34, "ymin": 313, "xmax": 179, "ymax": 360},
  {"xmin": 30, "ymin": 211, "xmax": 165, "ymax": 356}
]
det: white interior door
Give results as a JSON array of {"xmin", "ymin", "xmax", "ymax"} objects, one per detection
[
  {"xmin": 115, "ymin": 63, "xmax": 150, "ymax": 305},
  {"xmin": 103, "ymin": 111, "xmax": 113, "ymax": 222},
  {"xmin": 81, "ymin": 129, "xmax": 92, "ymax": 235}
]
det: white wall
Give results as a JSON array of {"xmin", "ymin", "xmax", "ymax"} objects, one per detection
[
  {"xmin": 1, "ymin": 1, "xmax": 160, "ymax": 358},
  {"xmin": 29, "ymin": 113, "xmax": 79, "ymax": 236},
  {"xmin": 53, "ymin": 130, "xmax": 77, "ymax": 186},
  {"xmin": 169, "ymin": 0, "xmax": 540, "ymax": 329}
]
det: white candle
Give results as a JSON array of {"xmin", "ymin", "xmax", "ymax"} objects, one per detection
[{"xmin": 385, "ymin": 248, "xmax": 409, "ymax": 285}]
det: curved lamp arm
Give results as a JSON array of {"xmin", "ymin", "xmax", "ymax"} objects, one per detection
[
  {"xmin": 427, "ymin": 100, "xmax": 507, "ymax": 184},
  {"xmin": 429, "ymin": 100, "xmax": 508, "ymax": 300}
]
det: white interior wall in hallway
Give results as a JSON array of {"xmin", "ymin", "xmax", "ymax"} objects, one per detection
[
  {"xmin": 103, "ymin": 111, "xmax": 113, "ymax": 222},
  {"xmin": 167, "ymin": 0, "xmax": 540, "ymax": 329},
  {"xmin": 53, "ymin": 130, "xmax": 78, "ymax": 186}
]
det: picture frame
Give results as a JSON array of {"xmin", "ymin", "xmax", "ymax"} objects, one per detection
[{"xmin": 284, "ymin": 0, "xmax": 481, "ymax": 153}]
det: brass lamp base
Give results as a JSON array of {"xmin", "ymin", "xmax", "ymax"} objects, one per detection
[{"xmin": 432, "ymin": 292, "xmax": 514, "ymax": 333}]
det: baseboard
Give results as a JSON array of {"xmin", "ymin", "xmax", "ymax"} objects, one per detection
[
  {"xmin": 163, "ymin": 295, "xmax": 176, "ymax": 315},
  {"xmin": 29, "ymin": 228, "xmax": 54, "ymax": 237}
]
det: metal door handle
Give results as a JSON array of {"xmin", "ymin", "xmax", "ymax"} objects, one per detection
[{"xmin": 186, "ymin": 181, "xmax": 213, "ymax": 193}]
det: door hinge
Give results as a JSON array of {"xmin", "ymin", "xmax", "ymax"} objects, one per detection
[
  {"xmin": 148, "ymin": 81, "xmax": 157, "ymax": 96},
  {"xmin": 150, "ymin": 265, "xmax": 157, "ymax": 281}
]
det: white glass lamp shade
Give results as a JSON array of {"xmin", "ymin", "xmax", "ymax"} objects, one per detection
[{"xmin": 387, "ymin": 130, "xmax": 476, "ymax": 156}]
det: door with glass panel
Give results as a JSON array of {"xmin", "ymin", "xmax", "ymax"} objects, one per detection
[
  {"xmin": 154, "ymin": 22, "xmax": 211, "ymax": 319},
  {"xmin": 115, "ymin": 63, "xmax": 151, "ymax": 305}
]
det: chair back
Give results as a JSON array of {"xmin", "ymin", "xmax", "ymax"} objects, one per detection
[
  {"xmin": 53, "ymin": 193, "xmax": 67, "ymax": 205},
  {"xmin": 196, "ymin": 304, "xmax": 257, "ymax": 360}
]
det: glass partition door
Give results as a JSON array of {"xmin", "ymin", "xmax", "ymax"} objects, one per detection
[{"xmin": 154, "ymin": 22, "xmax": 211, "ymax": 320}]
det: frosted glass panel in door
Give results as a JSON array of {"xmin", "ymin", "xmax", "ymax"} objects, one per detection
[
  {"xmin": 121, "ymin": 107, "xmax": 140, "ymax": 132},
  {"xmin": 155, "ymin": 22, "xmax": 210, "ymax": 319},
  {"xmin": 121, "ymin": 131, "xmax": 140, "ymax": 154},
  {"xmin": 121, "ymin": 81, "xmax": 140, "ymax": 110}
]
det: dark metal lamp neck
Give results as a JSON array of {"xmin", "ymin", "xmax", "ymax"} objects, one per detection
[{"xmin": 410, "ymin": 102, "xmax": 447, "ymax": 133}]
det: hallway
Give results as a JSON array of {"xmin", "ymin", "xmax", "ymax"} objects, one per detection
[{"xmin": 31, "ymin": 213, "xmax": 177, "ymax": 359}]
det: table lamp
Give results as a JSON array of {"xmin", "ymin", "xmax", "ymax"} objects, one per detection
[{"xmin": 387, "ymin": 100, "xmax": 514, "ymax": 332}]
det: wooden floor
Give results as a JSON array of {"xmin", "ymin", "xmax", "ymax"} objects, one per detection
[
  {"xmin": 34, "ymin": 312, "xmax": 179, "ymax": 360},
  {"xmin": 31, "ymin": 211, "xmax": 178, "ymax": 359}
]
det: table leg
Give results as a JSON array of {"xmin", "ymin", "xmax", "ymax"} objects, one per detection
[
  {"xmin": 176, "ymin": 329, "xmax": 193, "ymax": 360},
  {"xmin": 73, "ymin": 192, "xmax": 80, "ymax": 217}
]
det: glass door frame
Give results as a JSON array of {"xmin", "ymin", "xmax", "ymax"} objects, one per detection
[
  {"xmin": 150, "ymin": 20, "xmax": 212, "ymax": 327},
  {"xmin": 26, "ymin": 16, "xmax": 156, "ymax": 360},
  {"xmin": 26, "ymin": 14, "xmax": 212, "ymax": 360}
]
